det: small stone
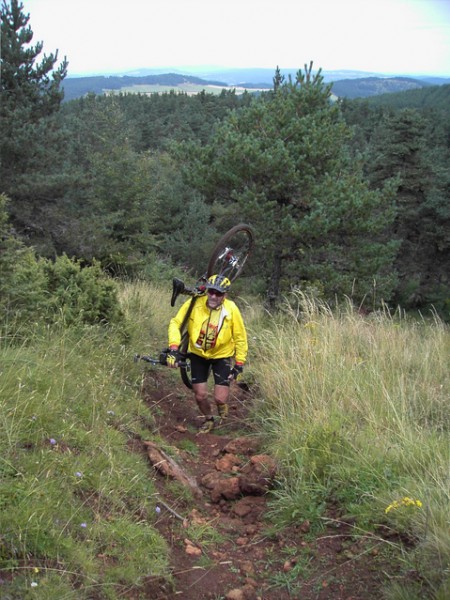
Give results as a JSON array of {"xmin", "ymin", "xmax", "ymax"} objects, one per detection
[
  {"xmin": 232, "ymin": 497, "xmax": 254, "ymax": 517},
  {"xmin": 240, "ymin": 561, "xmax": 255, "ymax": 576},
  {"xmin": 201, "ymin": 471, "xmax": 222, "ymax": 489},
  {"xmin": 215, "ymin": 453, "xmax": 241, "ymax": 472},
  {"xmin": 185, "ymin": 544, "xmax": 202, "ymax": 556},
  {"xmin": 184, "ymin": 538, "xmax": 202, "ymax": 556},
  {"xmin": 236, "ymin": 537, "xmax": 247, "ymax": 546},
  {"xmin": 283, "ymin": 560, "xmax": 293, "ymax": 572},
  {"xmin": 300, "ymin": 519, "xmax": 311, "ymax": 533},
  {"xmin": 225, "ymin": 589, "xmax": 245, "ymax": 600}
]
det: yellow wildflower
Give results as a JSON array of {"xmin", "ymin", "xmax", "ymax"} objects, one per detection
[{"xmin": 385, "ymin": 496, "xmax": 422, "ymax": 514}]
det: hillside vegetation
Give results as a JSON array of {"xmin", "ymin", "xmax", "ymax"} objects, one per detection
[
  {"xmin": 61, "ymin": 71, "xmax": 449, "ymax": 102},
  {"xmin": 361, "ymin": 82, "xmax": 450, "ymax": 110},
  {"xmin": 61, "ymin": 73, "xmax": 242, "ymax": 101},
  {"xmin": 331, "ymin": 76, "xmax": 428, "ymax": 99},
  {"xmin": 2, "ymin": 8, "xmax": 449, "ymax": 317},
  {"xmin": 1, "ymin": 280, "xmax": 448, "ymax": 598},
  {"xmin": 1, "ymin": 5, "xmax": 449, "ymax": 596}
]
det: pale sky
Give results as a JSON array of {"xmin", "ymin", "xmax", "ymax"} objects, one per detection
[{"xmin": 22, "ymin": 0, "xmax": 450, "ymax": 77}]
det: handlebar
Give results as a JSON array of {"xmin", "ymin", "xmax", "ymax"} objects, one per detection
[{"xmin": 134, "ymin": 352, "xmax": 187, "ymax": 368}]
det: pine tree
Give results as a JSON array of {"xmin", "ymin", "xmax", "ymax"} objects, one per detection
[
  {"xmin": 0, "ymin": 0, "xmax": 68, "ymax": 206},
  {"xmin": 177, "ymin": 66, "xmax": 397, "ymax": 306},
  {"xmin": 367, "ymin": 108, "xmax": 450, "ymax": 313}
]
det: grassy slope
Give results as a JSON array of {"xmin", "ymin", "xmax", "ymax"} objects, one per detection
[
  {"xmin": 248, "ymin": 294, "xmax": 449, "ymax": 598},
  {"xmin": 0, "ymin": 283, "xmax": 174, "ymax": 599},
  {"xmin": 1, "ymin": 283, "xmax": 448, "ymax": 598}
]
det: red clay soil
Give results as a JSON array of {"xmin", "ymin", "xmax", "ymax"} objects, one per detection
[{"xmin": 137, "ymin": 371, "xmax": 400, "ymax": 600}]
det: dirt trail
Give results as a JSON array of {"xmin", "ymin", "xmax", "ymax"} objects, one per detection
[{"xmin": 139, "ymin": 372, "xmax": 392, "ymax": 600}]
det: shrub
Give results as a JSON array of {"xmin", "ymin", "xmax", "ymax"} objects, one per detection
[
  {"xmin": 0, "ymin": 194, "xmax": 48, "ymax": 323},
  {"xmin": 42, "ymin": 255, "xmax": 124, "ymax": 326},
  {"xmin": 1, "ymin": 195, "xmax": 124, "ymax": 329}
]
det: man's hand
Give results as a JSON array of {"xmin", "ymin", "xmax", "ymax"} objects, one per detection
[
  {"xmin": 166, "ymin": 347, "xmax": 180, "ymax": 368},
  {"xmin": 230, "ymin": 362, "xmax": 244, "ymax": 380}
]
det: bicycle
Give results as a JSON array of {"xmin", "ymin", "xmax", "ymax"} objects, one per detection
[{"xmin": 135, "ymin": 223, "xmax": 254, "ymax": 389}]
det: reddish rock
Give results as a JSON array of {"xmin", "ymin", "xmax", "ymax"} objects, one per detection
[
  {"xmin": 225, "ymin": 590, "xmax": 245, "ymax": 600},
  {"xmin": 300, "ymin": 519, "xmax": 311, "ymax": 533},
  {"xmin": 232, "ymin": 497, "xmax": 254, "ymax": 517},
  {"xmin": 215, "ymin": 453, "xmax": 242, "ymax": 472},
  {"xmin": 210, "ymin": 477, "xmax": 241, "ymax": 503},
  {"xmin": 238, "ymin": 454, "xmax": 277, "ymax": 495},
  {"xmin": 201, "ymin": 471, "xmax": 222, "ymax": 489},
  {"xmin": 223, "ymin": 437, "xmax": 261, "ymax": 456}
]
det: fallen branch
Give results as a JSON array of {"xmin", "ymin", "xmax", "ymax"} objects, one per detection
[
  {"xmin": 157, "ymin": 499, "xmax": 187, "ymax": 523},
  {"xmin": 143, "ymin": 441, "xmax": 203, "ymax": 499}
]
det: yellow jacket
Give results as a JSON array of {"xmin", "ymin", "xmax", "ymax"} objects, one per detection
[{"xmin": 168, "ymin": 296, "xmax": 248, "ymax": 363}]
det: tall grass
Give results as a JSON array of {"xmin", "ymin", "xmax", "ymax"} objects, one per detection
[
  {"xmin": 2, "ymin": 281, "xmax": 448, "ymax": 598},
  {"xmin": 0, "ymin": 317, "xmax": 169, "ymax": 599},
  {"xmin": 249, "ymin": 293, "xmax": 449, "ymax": 597}
]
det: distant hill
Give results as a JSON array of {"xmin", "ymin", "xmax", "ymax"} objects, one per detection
[
  {"xmin": 117, "ymin": 67, "xmax": 450, "ymax": 87},
  {"xmin": 61, "ymin": 73, "xmax": 233, "ymax": 101},
  {"xmin": 331, "ymin": 76, "xmax": 431, "ymax": 99},
  {"xmin": 362, "ymin": 83, "xmax": 450, "ymax": 112},
  {"xmin": 62, "ymin": 69, "xmax": 450, "ymax": 102}
]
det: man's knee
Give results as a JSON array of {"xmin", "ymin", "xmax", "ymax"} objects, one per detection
[
  {"xmin": 195, "ymin": 390, "xmax": 208, "ymax": 403},
  {"xmin": 193, "ymin": 384, "xmax": 208, "ymax": 403}
]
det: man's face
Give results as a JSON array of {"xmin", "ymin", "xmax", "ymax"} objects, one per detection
[{"xmin": 206, "ymin": 289, "xmax": 225, "ymax": 309}]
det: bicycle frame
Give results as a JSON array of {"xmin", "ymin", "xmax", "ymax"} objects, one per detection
[{"xmin": 135, "ymin": 224, "xmax": 254, "ymax": 390}]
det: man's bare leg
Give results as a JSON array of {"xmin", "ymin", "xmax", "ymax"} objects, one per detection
[
  {"xmin": 214, "ymin": 384, "xmax": 230, "ymax": 419},
  {"xmin": 192, "ymin": 382, "xmax": 212, "ymax": 417}
]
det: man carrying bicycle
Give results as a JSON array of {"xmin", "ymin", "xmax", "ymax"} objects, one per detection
[{"xmin": 166, "ymin": 274, "xmax": 248, "ymax": 434}]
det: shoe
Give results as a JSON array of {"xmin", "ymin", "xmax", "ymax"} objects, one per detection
[
  {"xmin": 217, "ymin": 404, "xmax": 229, "ymax": 420},
  {"xmin": 197, "ymin": 417, "xmax": 215, "ymax": 434}
]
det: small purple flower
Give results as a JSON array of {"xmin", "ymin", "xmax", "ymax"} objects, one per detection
[
  {"xmin": 155, "ymin": 505, "xmax": 161, "ymax": 514},
  {"xmin": 75, "ymin": 472, "xmax": 83, "ymax": 478},
  {"xmin": 49, "ymin": 438, "xmax": 56, "ymax": 445},
  {"xmin": 80, "ymin": 522, "xmax": 87, "ymax": 528}
]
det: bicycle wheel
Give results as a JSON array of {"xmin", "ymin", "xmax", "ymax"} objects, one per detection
[
  {"xmin": 207, "ymin": 224, "xmax": 254, "ymax": 283},
  {"xmin": 179, "ymin": 330, "xmax": 193, "ymax": 389}
]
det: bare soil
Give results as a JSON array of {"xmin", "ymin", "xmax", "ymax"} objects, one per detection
[{"xmin": 137, "ymin": 372, "xmax": 399, "ymax": 600}]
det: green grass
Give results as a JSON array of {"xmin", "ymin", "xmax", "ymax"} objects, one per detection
[
  {"xmin": 249, "ymin": 293, "xmax": 449, "ymax": 598},
  {"xmin": 0, "ymin": 317, "xmax": 170, "ymax": 598},
  {"xmin": 1, "ymin": 282, "xmax": 448, "ymax": 598}
]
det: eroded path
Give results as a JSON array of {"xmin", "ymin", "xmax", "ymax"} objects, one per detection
[{"xmin": 138, "ymin": 372, "xmax": 393, "ymax": 600}]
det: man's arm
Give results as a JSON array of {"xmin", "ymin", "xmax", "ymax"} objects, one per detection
[{"xmin": 232, "ymin": 305, "xmax": 248, "ymax": 364}]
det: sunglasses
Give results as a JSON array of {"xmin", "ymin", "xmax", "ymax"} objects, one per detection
[{"xmin": 207, "ymin": 289, "xmax": 225, "ymax": 297}]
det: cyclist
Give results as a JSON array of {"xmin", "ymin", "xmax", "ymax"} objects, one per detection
[{"xmin": 167, "ymin": 274, "xmax": 248, "ymax": 433}]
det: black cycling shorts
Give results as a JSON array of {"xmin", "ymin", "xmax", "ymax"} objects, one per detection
[{"xmin": 189, "ymin": 353, "xmax": 232, "ymax": 387}]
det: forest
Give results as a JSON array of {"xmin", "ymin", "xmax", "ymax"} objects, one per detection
[{"xmin": 1, "ymin": 0, "xmax": 449, "ymax": 322}]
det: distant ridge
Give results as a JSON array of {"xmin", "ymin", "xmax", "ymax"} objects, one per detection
[
  {"xmin": 62, "ymin": 73, "xmax": 230, "ymax": 101},
  {"xmin": 331, "ymin": 76, "xmax": 429, "ymax": 99},
  {"xmin": 62, "ymin": 68, "xmax": 450, "ymax": 101}
]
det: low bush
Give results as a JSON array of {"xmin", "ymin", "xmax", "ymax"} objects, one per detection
[{"xmin": 1, "ymin": 195, "xmax": 124, "ymax": 329}]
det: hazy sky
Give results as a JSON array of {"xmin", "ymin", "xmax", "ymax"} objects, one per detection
[{"xmin": 22, "ymin": 0, "xmax": 450, "ymax": 76}]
